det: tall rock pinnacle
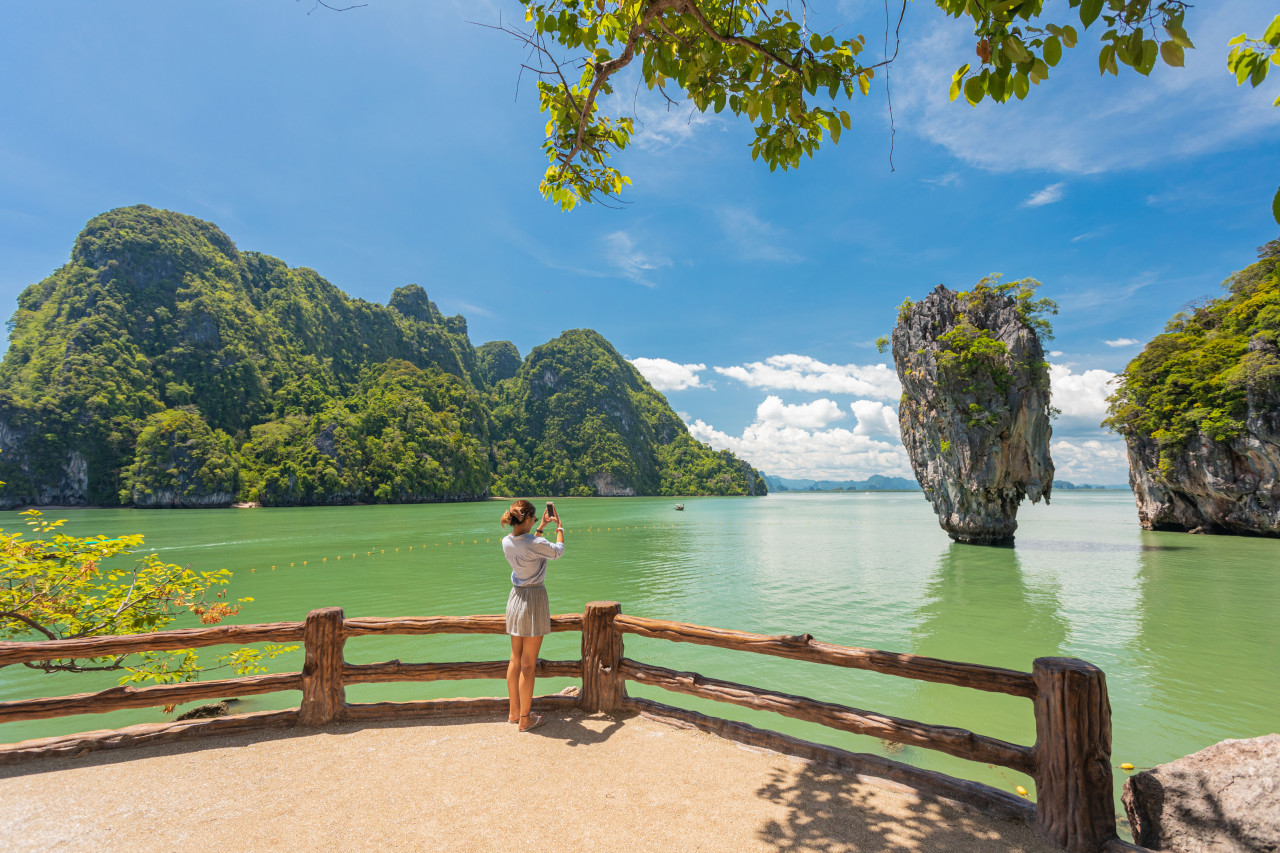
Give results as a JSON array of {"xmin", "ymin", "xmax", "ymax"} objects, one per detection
[{"xmin": 891, "ymin": 283, "xmax": 1054, "ymax": 544}]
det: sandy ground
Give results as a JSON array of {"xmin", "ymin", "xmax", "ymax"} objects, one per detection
[{"xmin": 0, "ymin": 709, "xmax": 1060, "ymax": 853}]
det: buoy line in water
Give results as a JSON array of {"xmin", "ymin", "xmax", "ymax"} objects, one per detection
[{"xmin": 248, "ymin": 519, "xmax": 866, "ymax": 573}]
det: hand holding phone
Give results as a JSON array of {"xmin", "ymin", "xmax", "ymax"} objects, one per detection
[{"xmin": 545, "ymin": 501, "xmax": 558, "ymax": 523}]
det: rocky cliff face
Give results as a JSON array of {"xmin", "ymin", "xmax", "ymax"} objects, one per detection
[
  {"xmin": 0, "ymin": 413, "xmax": 90, "ymax": 508},
  {"xmin": 892, "ymin": 285, "xmax": 1054, "ymax": 544},
  {"xmin": 1107, "ymin": 242, "xmax": 1280, "ymax": 536},
  {"xmin": 1125, "ymin": 388, "xmax": 1280, "ymax": 536}
]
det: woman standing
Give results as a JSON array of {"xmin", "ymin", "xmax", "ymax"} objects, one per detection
[{"xmin": 500, "ymin": 499, "xmax": 565, "ymax": 732}]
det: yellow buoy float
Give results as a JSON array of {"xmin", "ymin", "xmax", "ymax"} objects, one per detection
[{"xmin": 1120, "ymin": 763, "xmax": 1135, "ymax": 771}]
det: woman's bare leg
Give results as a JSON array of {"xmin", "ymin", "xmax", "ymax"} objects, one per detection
[
  {"xmin": 507, "ymin": 636, "xmax": 524, "ymax": 723},
  {"xmin": 517, "ymin": 635, "xmax": 544, "ymax": 729}
]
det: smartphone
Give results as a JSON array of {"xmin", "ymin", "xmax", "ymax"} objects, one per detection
[{"xmin": 545, "ymin": 501, "xmax": 556, "ymax": 518}]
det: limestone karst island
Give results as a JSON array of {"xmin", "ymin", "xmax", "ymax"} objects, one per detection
[{"xmin": 2, "ymin": 4, "xmax": 1278, "ymax": 853}]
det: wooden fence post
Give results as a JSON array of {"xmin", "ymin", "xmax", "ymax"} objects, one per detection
[
  {"xmin": 1031, "ymin": 657, "xmax": 1116, "ymax": 852},
  {"xmin": 580, "ymin": 601, "xmax": 625, "ymax": 713},
  {"xmin": 299, "ymin": 607, "xmax": 346, "ymax": 726}
]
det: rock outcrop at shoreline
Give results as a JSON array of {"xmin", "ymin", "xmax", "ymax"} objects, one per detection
[
  {"xmin": 1125, "ymin": 426, "xmax": 1280, "ymax": 536},
  {"xmin": 1106, "ymin": 240, "xmax": 1280, "ymax": 536},
  {"xmin": 891, "ymin": 283, "xmax": 1054, "ymax": 544}
]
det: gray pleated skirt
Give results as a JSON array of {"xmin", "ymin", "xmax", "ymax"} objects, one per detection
[{"xmin": 506, "ymin": 585, "xmax": 551, "ymax": 637}]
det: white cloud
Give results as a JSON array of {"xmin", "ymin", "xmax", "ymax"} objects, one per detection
[
  {"xmin": 1049, "ymin": 364, "xmax": 1118, "ymax": 425},
  {"xmin": 756, "ymin": 395, "xmax": 846, "ymax": 429},
  {"xmin": 1058, "ymin": 272, "xmax": 1156, "ymax": 314},
  {"xmin": 1022, "ymin": 182, "xmax": 1066, "ymax": 207},
  {"xmin": 1070, "ymin": 229, "xmax": 1105, "ymax": 243},
  {"xmin": 631, "ymin": 100, "xmax": 719, "ymax": 151},
  {"xmin": 717, "ymin": 207, "xmax": 803, "ymax": 263},
  {"xmin": 630, "ymin": 357, "xmax": 707, "ymax": 391},
  {"xmin": 603, "ymin": 230, "xmax": 670, "ymax": 287},
  {"xmin": 688, "ymin": 418, "xmax": 912, "ymax": 480},
  {"xmin": 849, "ymin": 399, "xmax": 900, "ymax": 437},
  {"xmin": 1048, "ymin": 350, "xmax": 1064, "ymax": 357},
  {"xmin": 1051, "ymin": 438, "xmax": 1131, "ymax": 485},
  {"xmin": 449, "ymin": 300, "xmax": 494, "ymax": 319},
  {"xmin": 714, "ymin": 354, "xmax": 901, "ymax": 399},
  {"xmin": 921, "ymin": 171, "xmax": 962, "ymax": 187},
  {"xmin": 1104, "ymin": 338, "xmax": 1140, "ymax": 348},
  {"xmin": 893, "ymin": 1, "xmax": 1280, "ymax": 175}
]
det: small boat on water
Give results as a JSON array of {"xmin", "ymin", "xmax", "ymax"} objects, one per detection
[{"xmin": 674, "ymin": 504, "xmax": 684, "ymax": 511}]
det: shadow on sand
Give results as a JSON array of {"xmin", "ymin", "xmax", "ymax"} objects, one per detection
[{"xmin": 752, "ymin": 760, "xmax": 1054, "ymax": 852}]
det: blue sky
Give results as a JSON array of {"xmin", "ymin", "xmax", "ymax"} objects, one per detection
[{"xmin": 2, "ymin": 1, "xmax": 1278, "ymax": 485}]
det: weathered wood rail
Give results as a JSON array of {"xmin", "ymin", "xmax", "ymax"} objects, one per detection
[{"xmin": 0, "ymin": 601, "xmax": 1126, "ymax": 853}]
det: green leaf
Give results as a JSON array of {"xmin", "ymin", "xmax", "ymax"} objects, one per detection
[
  {"xmin": 1139, "ymin": 39, "xmax": 1158, "ymax": 75},
  {"xmin": 1013, "ymin": 72, "xmax": 1030, "ymax": 100},
  {"xmin": 1080, "ymin": 0, "xmax": 1103, "ymax": 29},
  {"xmin": 1227, "ymin": 34, "xmax": 1247, "ymax": 47},
  {"xmin": 1236, "ymin": 53, "xmax": 1254, "ymax": 85},
  {"xmin": 1160, "ymin": 41, "xmax": 1185, "ymax": 67},
  {"xmin": 963, "ymin": 75, "xmax": 985, "ymax": 105},
  {"xmin": 1250, "ymin": 58, "xmax": 1270, "ymax": 88},
  {"xmin": 1062, "ymin": 25, "xmax": 1078, "ymax": 49},
  {"xmin": 1164, "ymin": 21, "xmax": 1195, "ymax": 49},
  {"xmin": 1273, "ymin": 184, "xmax": 1280, "ymax": 226},
  {"xmin": 1005, "ymin": 36, "xmax": 1030, "ymax": 63},
  {"xmin": 988, "ymin": 72, "xmax": 1006, "ymax": 100},
  {"xmin": 1044, "ymin": 37, "xmax": 1063, "ymax": 67},
  {"xmin": 1266, "ymin": 15, "xmax": 1280, "ymax": 44}
]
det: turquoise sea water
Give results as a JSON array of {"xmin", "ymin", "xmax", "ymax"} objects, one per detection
[{"xmin": 2, "ymin": 492, "xmax": 1277, "ymax": 821}]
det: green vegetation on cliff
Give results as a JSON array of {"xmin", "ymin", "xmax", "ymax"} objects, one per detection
[
  {"xmin": 0, "ymin": 206, "xmax": 763, "ymax": 505},
  {"xmin": 476, "ymin": 340, "xmax": 522, "ymax": 387},
  {"xmin": 1105, "ymin": 239, "xmax": 1280, "ymax": 463},
  {"xmin": 491, "ymin": 330, "xmax": 765, "ymax": 497},
  {"xmin": 122, "ymin": 409, "xmax": 239, "ymax": 507},
  {"xmin": 239, "ymin": 360, "xmax": 490, "ymax": 505}
]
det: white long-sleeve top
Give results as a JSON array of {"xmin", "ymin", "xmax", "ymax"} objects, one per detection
[{"xmin": 501, "ymin": 533, "xmax": 564, "ymax": 587}]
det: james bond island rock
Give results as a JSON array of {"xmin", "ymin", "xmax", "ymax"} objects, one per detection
[
  {"xmin": 0, "ymin": 205, "xmax": 764, "ymax": 507},
  {"xmin": 1122, "ymin": 734, "xmax": 1280, "ymax": 852},
  {"xmin": 491, "ymin": 329, "xmax": 766, "ymax": 497},
  {"xmin": 891, "ymin": 279, "xmax": 1056, "ymax": 544},
  {"xmin": 1106, "ymin": 240, "xmax": 1280, "ymax": 536}
]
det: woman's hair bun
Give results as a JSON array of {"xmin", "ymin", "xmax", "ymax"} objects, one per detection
[{"xmin": 501, "ymin": 499, "xmax": 537, "ymax": 527}]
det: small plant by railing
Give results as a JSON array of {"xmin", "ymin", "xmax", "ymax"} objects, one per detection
[{"xmin": 0, "ymin": 602, "xmax": 1130, "ymax": 853}]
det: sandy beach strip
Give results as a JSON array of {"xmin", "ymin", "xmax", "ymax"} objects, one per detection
[{"xmin": 0, "ymin": 709, "xmax": 1060, "ymax": 852}]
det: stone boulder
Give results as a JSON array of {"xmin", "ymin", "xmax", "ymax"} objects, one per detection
[
  {"xmin": 1122, "ymin": 733, "xmax": 1280, "ymax": 852},
  {"xmin": 891, "ymin": 284, "xmax": 1054, "ymax": 544}
]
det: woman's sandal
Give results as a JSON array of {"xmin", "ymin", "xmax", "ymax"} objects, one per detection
[{"xmin": 518, "ymin": 713, "xmax": 545, "ymax": 732}]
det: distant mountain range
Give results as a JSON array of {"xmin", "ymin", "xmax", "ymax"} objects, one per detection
[
  {"xmin": 764, "ymin": 475, "xmax": 1130, "ymax": 492},
  {"xmin": 1054, "ymin": 480, "xmax": 1131, "ymax": 491},
  {"xmin": 763, "ymin": 474, "xmax": 921, "ymax": 492}
]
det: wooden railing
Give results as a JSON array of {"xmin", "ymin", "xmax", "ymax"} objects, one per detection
[{"xmin": 0, "ymin": 602, "xmax": 1127, "ymax": 853}]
